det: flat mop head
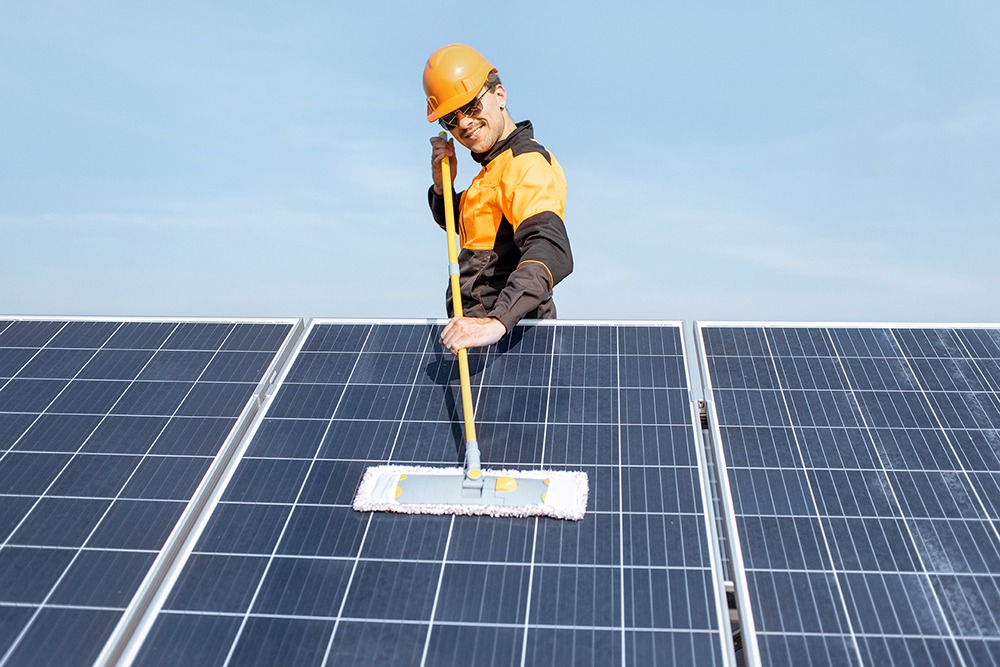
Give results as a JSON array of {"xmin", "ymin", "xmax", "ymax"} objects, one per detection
[{"xmin": 353, "ymin": 465, "xmax": 589, "ymax": 521}]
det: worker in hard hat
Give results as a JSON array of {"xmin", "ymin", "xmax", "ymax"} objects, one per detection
[{"xmin": 425, "ymin": 44, "xmax": 573, "ymax": 354}]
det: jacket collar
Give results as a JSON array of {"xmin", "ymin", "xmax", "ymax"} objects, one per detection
[{"xmin": 471, "ymin": 120, "xmax": 533, "ymax": 165}]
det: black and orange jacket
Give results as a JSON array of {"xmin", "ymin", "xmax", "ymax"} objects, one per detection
[{"xmin": 428, "ymin": 121, "xmax": 573, "ymax": 332}]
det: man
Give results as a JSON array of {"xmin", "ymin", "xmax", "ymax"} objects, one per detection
[{"xmin": 424, "ymin": 44, "xmax": 573, "ymax": 354}]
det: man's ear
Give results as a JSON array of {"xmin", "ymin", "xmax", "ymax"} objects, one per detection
[{"xmin": 494, "ymin": 84, "xmax": 508, "ymax": 109}]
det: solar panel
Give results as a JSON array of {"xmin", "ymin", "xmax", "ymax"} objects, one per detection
[
  {"xmin": 697, "ymin": 323, "xmax": 1000, "ymax": 667},
  {"xmin": 0, "ymin": 317, "xmax": 299, "ymax": 667},
  {"xmin": 126, "ymin": 320, "xmax": 733, "ymax": 666}
]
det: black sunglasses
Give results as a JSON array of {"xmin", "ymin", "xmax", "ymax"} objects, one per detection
[{"xmin": 438, "ymin": 85, "xmax": 494, "ymax": 130}]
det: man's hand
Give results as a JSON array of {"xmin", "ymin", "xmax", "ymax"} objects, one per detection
[
  {"xmin": 440, "ymin": 317, "xmax": 506, "ymax": 354},
  {"xmin": 430, "ymin": 135, "xmax": 457, "ymax": 196}
]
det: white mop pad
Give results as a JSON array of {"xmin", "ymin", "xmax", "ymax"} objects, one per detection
[{"xmin": 353, "ymin": 465, "xmax": 589, "ymax": 521}]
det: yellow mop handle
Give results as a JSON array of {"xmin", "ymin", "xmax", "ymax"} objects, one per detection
[{"xmin": 438, "ymin": 134, "xmax": 480, "ymax": 465}]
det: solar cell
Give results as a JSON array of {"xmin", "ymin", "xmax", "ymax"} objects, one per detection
[
  {"xmin": 698, "ymin": 323, "xmax": 1000, "ymax": 667},
  {"xmin": 129, "ymin": 320, "xmax": 732, "ymax": 666},
  {"xmin": 0, "ymin": 317, "xmax": 298, "ymax": 667}
]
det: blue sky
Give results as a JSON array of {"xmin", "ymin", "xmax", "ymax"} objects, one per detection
[{"xmin": 2, "ymin": 1, "xmax": 998, "ymax": 324}]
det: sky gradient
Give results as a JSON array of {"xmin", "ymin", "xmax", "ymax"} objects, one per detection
[{"xmin": 3, "ymin": 1, "xmax": 998, "ymax": 324}]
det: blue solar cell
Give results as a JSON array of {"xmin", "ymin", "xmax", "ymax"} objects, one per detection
[
  {"xmin": 137, "ymin": 350, "xmax": 214, "ymax": 381},
  {"xmin": 297, "ymin": 460, "xmax": 370, "ymax": 506},
  {"xmin": 318, "ymin": 418, "xmax": 406, "ymax": 461},
  {"xmin": 957, "ymin": 329, "xmax": 1000, "ymax": 357},
  {"xmin": 15, "ymin": 414, "xmax": 103, "ymax": 452},
  {"xmin": 348, "ymin": 351, "xmax": 427, "ymax": 384},
  {"xmin": 133, "ymin": 613, "xmax": 243, "ymax": 667},
  {"xmin": 543, "ymin": 422, "xmax": 618, "ymax": 466},
  {"xmin": 284, "ymin": 351, "xmax": 357, "ymax": 384},
  {"xmin": 77, "ymin": 348, "xmax": 156, "ymax": 380},
  {"xmin": 766, "ymin": 327, "xmax": 836, "ymax": 357},
  {"xmin": 50, "ymin": 549, "xmax": 158, "ymax": 607},
  {"xmin": 340, "ymin": 560, "xmax": 440, "ymax": 620},
  {"xmin": 202, "ymin": 351, "xmax": 278, "ymax": 382},
  {"xmin": 530, "ymin": 564, "xmax": 619, "ymax": 626},
  {"xmin": 104, "ymin": 321, "xmax": 177, "ymax": 350},
  {"xmin": 82, "ymin": 415, "xmax": 170, "ymax": 454},
  {"xmin": 121, "ymin": 456, "xmax": 212, "ymax": 500},
  {"xmin": 48, "ymin": 379, "xmax": 130, "ymax": 414},
  {"xmin": 111, "ymin": 381, "xmax": 193, "ymax": 416},
  {"xmin": 620, "ymin": 353, "xmax": 686, "ymax": 388},
  {"xmin": 425, "ymin": 625, "xmax": 522, "ymax": 667},
  {"xmin": 9, "ymin": 497, "xmax": 111, "ymax": 547},
  {"xmin": 220, "ymin": 458, "xmax": 312, "ymax": 503},
  {"xmin": 228, "ymin": 616, "xmax": 334, "ymax": 667},
  {"xmin": 196, "ymin": 503, "xmax": 291, "ymax": 555},
  {"xmin": 248, "ymin": 418, "xmax": 334, "ymax": 459},
  {"xmin": 267, "ymin": 383, "xmax": 346, "ymax": 419},
  {"xmin": 0, "ymin": 348, "xmax": 34, "ymax": 377},
  {"xmin": 551, "ymin": 353, "xmax": 614, "ymax": 387},
  {"xmin": 161, "ymin": 323, "xmax": 235, "ymax": 350},
  {"xmin": 0, "ymin": 378, "xmax": 67, "ymax": 412},
  {"xmin": 737, "ymin": 515, "xmax": 829, "ymax": 570},
  {"xmin": 164, "ymin": 554, "xmax": 270, "ymax": 613},
  {"xmin": 220, "ymin": 322, "xmax": 294, "ymax": 352},
  {"xmin": 621, "ymin": 513, "xmax": 710, "ymax": 568},
  {"xmin": 252, "ymin": 557, "xmax": 353, "ymax": 617},
  {"xmin": 17, "ymin": 348, "xmax": 94, "ymax": 379},
  {"xmin": 328, "ymin": 621, "xmax": 428, "ymax": 664},
  {"xmin": 301, "ymin": 323, "xmax": 370, "ymax": 352},
  {"xmin": 627, "ymin": 631, "xmax": 727, "ymax": 667},
  {"xmin": 355, "ymin": 514, "xmax": 450, "ymax": 561},
  {"xmin": 148, "ymin": 416, "xmax": 237, "ymax": 456},
  {"xmin": 47, "ymin": 321, "xmax": 119, "ymax": 348},
  {"xmin": 0, "ymin": 321, "xmax": 64, "ymax": 347},
  {"xmin": 0, "ymin": 547, "xmax": 75, "ymax": 602},
  {"xmin": 435, "ymin": 563, "xmax": 530, "ymax": 624},
  {"xmin": 523, "ymin": 628, "xmax": 620, "ymax": 667},
  {"xmin": 86, "ymin": 499, "xmax": 186, "ymax": 550},
  {"xmin": 275, "ymin": 505, "xmax": 369, "ymax": 558},
  {"xmin": 446, "ymin": 515, "xmax": 534, "ymax": 562},
  {"xmin": 823, "ymin": 517, "xmax": 921, "ymax": 572},
  {"xmin": 334, "ymin": 384, "xmax": 414, "ymax": 421},
  {"xmin": 534, "ymin": 511, "xmax": 619, "ymax": 565},
  {"xmin": 0, "ymin": 496, "xmax": 35, "ymax": 537},
  {"xmin": 47, "ymin": 453, "xmax": 141, "ymax": 497},
  {"xmin": 622, "ymin": 467, "xmax": 704, "ymax": 514},
  {"xmin": 0, "ymin": 452, "xmax": 72, "ymax": 494},
  {"xmin": 4, "ymin": 607, "xmax": 122, "ymax": 667},
  {"xmin": 619, "ymin": 325, "xmax": 684, "ymax": 356},
  {"xmin": 893, "ymin": 328, "xmax": 965, "ymax": 358},
  {"xmin": 177, "ymin": 382, "xmax": 255, "ymax": 417},
  {"xmin": 625, "ymin": 569, "xmax": 715, "ymax": 630}
]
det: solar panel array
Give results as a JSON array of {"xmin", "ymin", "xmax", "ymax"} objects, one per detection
[
  {"xmin": 15, "ymin": 317, "xmax": 999, "ymax": 666},
  {"xmin": 129, "ymin": 320, "xmax": 731, "ymax": 666},
  {"xmin": 0, "ymin": 318, "xmax": 298, "ymax": 667},
  {"xmin": 698, "ymin": 324, "xmax": 1000, "ymax": 667}
]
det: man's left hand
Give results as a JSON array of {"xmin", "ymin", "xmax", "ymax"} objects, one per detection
[{"xmin": 439, "ymin": 317, "xmax": 506, "ymax": 354}]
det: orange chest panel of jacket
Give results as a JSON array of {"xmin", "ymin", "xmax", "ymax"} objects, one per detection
[{"xmin": 457, "ymin": 144, "xmax": 567, "ymax": 251}]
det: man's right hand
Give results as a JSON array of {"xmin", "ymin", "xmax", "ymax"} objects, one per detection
[{"xmin": 430, "ymin": 134, "xmax": 457, "ymax": 196}]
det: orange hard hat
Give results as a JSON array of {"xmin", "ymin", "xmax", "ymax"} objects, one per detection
[{"xmin": 423, "ymin": 44, "xmax": 497, "ymax": 122}]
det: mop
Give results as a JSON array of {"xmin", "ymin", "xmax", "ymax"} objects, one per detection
[{"xmin": 352, "ymin": 135, "xmax": 588, "ymax": 520}]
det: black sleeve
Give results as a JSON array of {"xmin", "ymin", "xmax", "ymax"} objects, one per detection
[{"xmin": 428, "ymin": 186, "xmax": 462, "ymax": 230}]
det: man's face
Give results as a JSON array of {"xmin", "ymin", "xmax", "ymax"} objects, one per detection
[{"xmin": 449, "ymin": 84, "xmax": 508, "ymax": 153}]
